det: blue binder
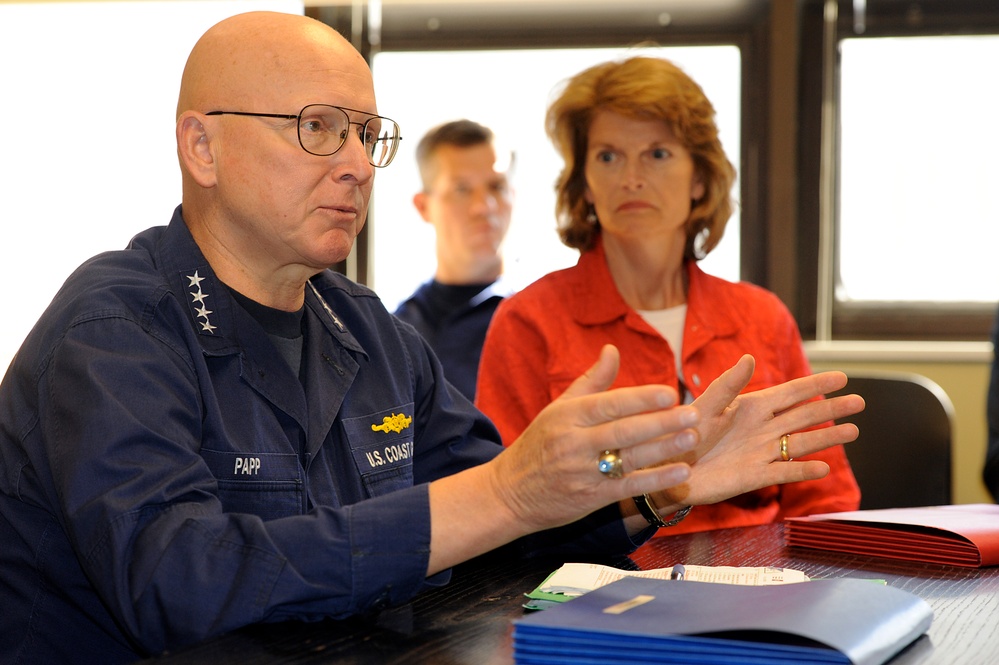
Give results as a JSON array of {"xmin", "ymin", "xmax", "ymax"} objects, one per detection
[{"xmin": 513, "ymin": 577, "xmax": 932, "ymax": 665}]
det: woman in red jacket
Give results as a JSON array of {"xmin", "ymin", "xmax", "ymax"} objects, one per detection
[{"xmin": 476, "ymin": 56, "xmax": 860, "ymax": 535}]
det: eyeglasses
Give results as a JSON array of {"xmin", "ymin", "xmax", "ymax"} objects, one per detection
[{"xmin": 206, "ymin": 104, "xmax": 402, "ymax": 167}]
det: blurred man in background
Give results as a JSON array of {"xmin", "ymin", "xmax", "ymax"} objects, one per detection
[{"xmin": 394, "ymin": 120, "xmax": 513, "ymax": 401}]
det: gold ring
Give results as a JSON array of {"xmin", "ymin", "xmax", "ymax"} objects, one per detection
[
  {"xmin": 597, "ymin": 450, "xmax": 624, "ymax": 478},
  {"xmin": 779, "ymin": 434, "xmax": 793, "ymax": 462}
]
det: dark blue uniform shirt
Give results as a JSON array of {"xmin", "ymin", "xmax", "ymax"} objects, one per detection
[
  {"xmin": 0, "ymin": 207, "xmax": 642, "ymax": 664},
  {"xmin": 394, "ymin": 279, "xmax": 507, "ymax": 401}
]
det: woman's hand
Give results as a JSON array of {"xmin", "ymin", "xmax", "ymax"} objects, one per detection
[{"xmin": 653, "ymin": 354, "xmax": 864, "ymax": 509}]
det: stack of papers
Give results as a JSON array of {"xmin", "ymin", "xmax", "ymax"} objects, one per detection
[
  {"xmin": 514, "ymin": 576, "xmax": 932, "ymax": 665},
  {"xmin": 525, "ymin": 562, "xmax": 809, "ymax": 610}
]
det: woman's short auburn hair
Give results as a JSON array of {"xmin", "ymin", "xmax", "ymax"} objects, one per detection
[{"xmin": 545, "ymin": 56, "xmax": 736, "ymax": 258}]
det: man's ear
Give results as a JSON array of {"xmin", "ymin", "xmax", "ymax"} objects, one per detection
[
  {"xmin": 412, "ymin": 191, "xmax": 432, "ymax": 223},
  {"xmin": 177, "ymin": 111, "xmax": 217, "ymax": 188}
]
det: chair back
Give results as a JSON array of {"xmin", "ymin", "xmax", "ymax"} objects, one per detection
[{"xmin": 827, "ymin": 370, "xmax": 954, "ymax": 510}]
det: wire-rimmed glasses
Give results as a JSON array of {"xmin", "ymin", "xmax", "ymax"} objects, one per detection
[{"xmin": 206, "ymin": 104, "xmax": 402, "ymax": 167}]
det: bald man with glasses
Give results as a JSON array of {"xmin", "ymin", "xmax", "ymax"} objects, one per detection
[{"xmin": 0, "ymin": 11, "xmax": 863, "ymax": 664}]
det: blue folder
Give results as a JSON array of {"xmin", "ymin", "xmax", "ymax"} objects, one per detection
[{"xmin": 513, "ymin": 577, "xmax": 932, "ymax": 665}]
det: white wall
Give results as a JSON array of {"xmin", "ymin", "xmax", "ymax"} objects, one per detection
[{"xmin": 0, "ymin": 0, "xmax": 303, "ymax": 377}]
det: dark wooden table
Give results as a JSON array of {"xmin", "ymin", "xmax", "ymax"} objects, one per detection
[{"xmin": 143, "ymin": 523, "xmax": 999, "ymax": 664}]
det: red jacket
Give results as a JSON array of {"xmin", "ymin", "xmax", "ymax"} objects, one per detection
[{"xmin": 476, "ymin": 239, "xmax": 860, "ymax": 535}]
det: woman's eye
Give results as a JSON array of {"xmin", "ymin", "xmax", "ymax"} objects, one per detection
[
  {"xmin": 651, "ymin": 148, "xmax": 671, "ymax": 160},
  {"xmin": 595, "ymin": 151, "xmax": 616, "ymax": 163}
]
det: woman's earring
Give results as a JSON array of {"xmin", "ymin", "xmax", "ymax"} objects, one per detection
[
  {"xmin": 692, "ymin": 227, "xmax": 709, "ymax": 260},
  {"xmin": 586, "ymin": 206, "xmax": 598, "ymax": 225}
]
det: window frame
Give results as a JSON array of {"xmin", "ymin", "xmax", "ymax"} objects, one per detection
[
  {"xmin": 309, "ymin": 0, "xmax": 999, "ymax": 343},
  {"xmin": 798, "ymin": 0, "xmax": 999, "ymax": 342}
]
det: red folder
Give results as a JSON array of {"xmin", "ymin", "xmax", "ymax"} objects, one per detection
[{"xmin": 784, "ymin": 504, "xmax": 999, "ymax": 567}]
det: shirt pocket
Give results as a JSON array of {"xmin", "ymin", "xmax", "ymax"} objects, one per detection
[
  {"xmin": 201, "ymin": 448, "xmax": 304, "ymax": 520},
  {"xmin": 341, "ymin": 404, "xmax": 416, "ymax": 497}
]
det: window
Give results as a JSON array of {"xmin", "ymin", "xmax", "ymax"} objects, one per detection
[
  {"xmin": 0, "ymin": 0, "xmax": 303, "ymax": 377},
  {"xmin": 837, "ymin": 35, "xmax": 999, "ymax": 305},
  {"xmin": 370, "ymin": 45, "xmax": 742, "ymax": 312},
  {"xmin": 799, "ymin": 0, "xmax": 999, "ymax": 341}
]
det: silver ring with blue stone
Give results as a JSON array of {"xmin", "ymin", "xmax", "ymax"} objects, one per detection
[{"xmin": 598, "ymin": 449, "xmax": 624, "ymax": 479}]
